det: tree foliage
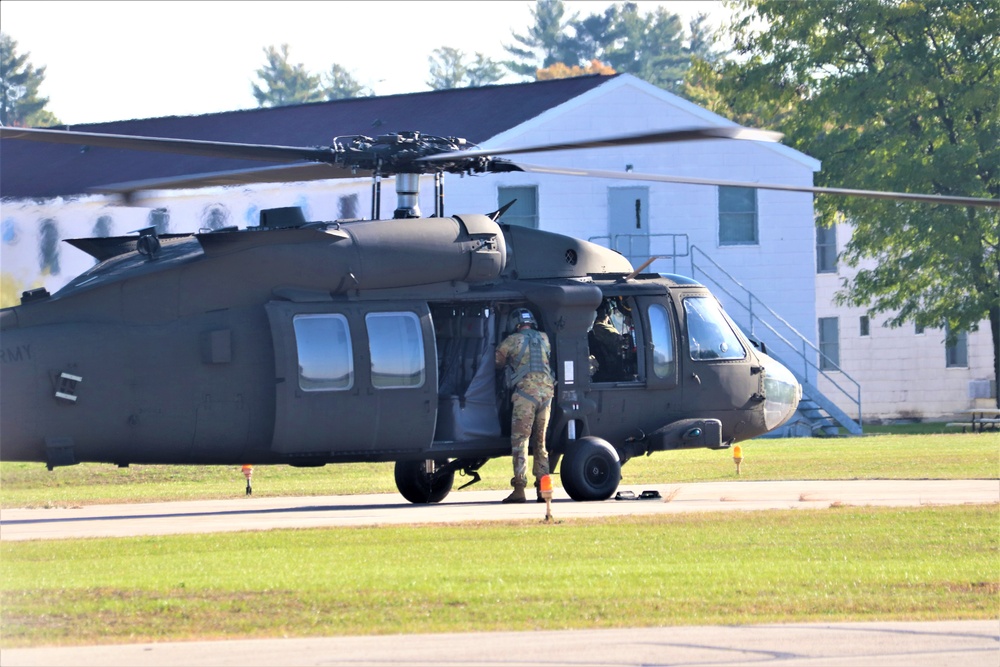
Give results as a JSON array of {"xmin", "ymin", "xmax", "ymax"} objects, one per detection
[
  {"xmin": 598, "ymin": 3, "xmax": 688, "ymax": 91},
  {"xmin": 537, "ymin": 59, "xmax": 616, "ymax": 81},
  {"xmin": 252, "ymin": 45, "xmax": 373, "ymax": 106},
  {"xmin": 700, "ymin": 0, "xmax": 1000, "ymax": 404},
  {"xmin": 504, "ymin": 1, "xmax": 722, "ymax": 94},
  {"xmin": 427, "ymin": 47, "xmax": 504, "ymax": 90},
  {"xmin": 0, "ymin": 33, "xmax": 60, "ymax": 127},
  {"xmin": 323, "ymin": 64, "xmax": 372, "ymax": 100},
  {"xmin": 252, "ymin": 44, "xmax": 325, "ymax": 107},
  {"xmin": 503, "ymin": 0, "xmax": 581, "ymax": 77}
]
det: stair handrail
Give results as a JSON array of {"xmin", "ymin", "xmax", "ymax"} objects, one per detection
[{"xmin": 587, "ymin": 233, "xmax": 690, "ymax": 274}]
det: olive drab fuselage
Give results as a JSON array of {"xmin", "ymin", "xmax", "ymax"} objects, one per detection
[{"xmin": 0, "ymin": 211, "xmax": 801, "ymax": 501}]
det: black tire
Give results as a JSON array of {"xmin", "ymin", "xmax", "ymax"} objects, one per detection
[
  {"xmin": 394, "ymin": 459, "xmax": 454, "ymax": 504},
  {"xmin": 560, "ymin": 437, "xmax": 621, "ymax": 501}
]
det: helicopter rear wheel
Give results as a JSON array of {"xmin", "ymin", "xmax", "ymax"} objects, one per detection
[
  {"xmin": 394, "ymin": 459, "xmax": 454, "ymax": 504},
  {"xmin": 560, "ymin": 436, "xmax": 621, "ymax": 501}
]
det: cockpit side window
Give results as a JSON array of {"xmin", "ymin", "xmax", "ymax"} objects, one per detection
[
  {"xmin": 683, "ymin": 297, "xmax": 746, "ymax": 361},
  {"xmin": 648, "ymin": 303, "xmax": 675, "ymax": 379},
  {"xmin": 588, "ymin": 296, "xmax": 641, "ymax": 383}
]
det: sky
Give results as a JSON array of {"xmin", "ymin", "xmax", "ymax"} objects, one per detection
[{"xmin": 1, "ymin": 1, "xmax": 730, "ymax": 125}]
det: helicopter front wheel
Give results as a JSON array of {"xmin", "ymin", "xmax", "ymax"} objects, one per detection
[
  {"xmin": 394, "ymin": 459, "xmax": 455, "ymax": 504},
  {"xmin": 560, "ymin": 437, "xmax": 621, "ymax": 501}
]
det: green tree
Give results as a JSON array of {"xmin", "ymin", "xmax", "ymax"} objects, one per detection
[
  {"xmin": 504, "ymin": 1, "xmax": 717, "ymax": 94},
  {"xmin": 251, "ymin": 44, "xmax": 324, "ymax": 107},
  {"xmin": 0, "ymin": 33, "xmax": 60, "ymax": 127},
  {"xmin": 323, "ymin": 64, "xmax": 371, "ymax": 100},
  {"xmin": 686, "ymin": 13, "xmax": 722, "ymax": 65},
  {"xmin": 597, "ymin": 3, "xmax": 689, "ymax": 93},
  {"xmin": 466, "ymin": 53, "xmax": 505, "ymax": 88},
  {"xmin": 427, "ymin": 47, "xmax": 503, "ymax": 90},
  {"xmin": 503, "ymin": 0, "xmax": 581, "ymax": 77},
  {"xmin": 705, "ymin": 0, "xmax": 1000, "ymax": 406}
]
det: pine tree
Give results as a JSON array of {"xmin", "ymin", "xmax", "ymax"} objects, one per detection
[
  {"xmin": 251, "ymin": 44, "xmax": 324, "ymax": 107},
  {"xmin": 0, "ymin": 33, "xmax": 60, "ymax": 127}
]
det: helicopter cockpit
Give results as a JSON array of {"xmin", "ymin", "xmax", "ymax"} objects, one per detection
[{"xmin": 588, "ymin": 297, "xmax": 640, "ymax": 383}]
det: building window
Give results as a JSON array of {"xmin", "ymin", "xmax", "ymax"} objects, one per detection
[
  {"xmin": 338, "ymin": 193, "xmax": 360, "ymax": 220},
  {"xmin": 859, "ymin": 315, "xmax": 870, "ymax": 337},
  {"xmin": 915, "ymin": 322, "xmax": 925, "ymax": 335},
  {"xmin": 946, "ymin": 328, "xmax": 968, "ymax": 368},
  {"xmin": 366, "ymin": 312, "xmax": 425, "ymax": 388},
  {"xmin": 497, "ymin": 186, "xmax": 538, "ymax": 228},
  {"xmin": 816, "ymin": 223, "xmax": 837, "ymax": 273},
  {"xmin": 818, "ymin": 317, "xmax": 840, "ymax": 371},
  {"xmin": 718, "ymin": 186, "xmax": 757, "ymax": 245},
  {"xmin": 38, "ymin": 218, "xmax": 61, "ymax": 276}
]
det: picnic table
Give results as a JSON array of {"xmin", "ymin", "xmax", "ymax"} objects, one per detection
[{"xmin": 947, "ymin": 408, "xmax": 1000, "ymax": 433}]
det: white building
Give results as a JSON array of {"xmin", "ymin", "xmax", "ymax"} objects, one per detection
[{"xmin": 815, "ymin": 220, "xmax": 995, "ymax": 422}]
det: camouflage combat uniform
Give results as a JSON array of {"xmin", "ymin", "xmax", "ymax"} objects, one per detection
[
  {"xmin": 589, "ymin": 315, "xmax": 622, "ymax": 381},
  {"xmin": 495, "ymin": 325, "xmax": 555, "ymax": 489}
]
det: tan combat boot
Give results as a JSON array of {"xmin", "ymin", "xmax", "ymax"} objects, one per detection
[{"xmin": 502, "ymin": 480, "xmax": 527, "ymax": 503}]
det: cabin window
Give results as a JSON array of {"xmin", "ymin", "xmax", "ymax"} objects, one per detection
[
  {"xmin": 366, "ymin": 312, "xmax": 425, "ymax": 388},
  {"xmin": 683, "ymin": 297, "xmax": 746, "ymax": 361},
  {"xmin": 497, "ymin": 186, "xmax": 538, "ymax": 228},
  {"xmin": 293, "ymin": 314, "xmax": 354, "ymax": 391},
  {"xmin": 818, "ymin": 317, "xmax": 840, "ymax": 371},
  {"xmin": 816, "ymin": 223, "xmax": 837, "ymax": 273},
  {"xmin": 718, "ymin": 186, "xmax": 758, "ymax": 245},
  {"xmin": 647, "ymin": 303, "xmax": 675, "ymax": 379},
  {"xmin": 859, "ymin": 315, "xmax": 870, "ymax": 337}
]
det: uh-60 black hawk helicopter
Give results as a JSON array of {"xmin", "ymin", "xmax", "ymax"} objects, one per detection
[{"xmin": 1, "ymin": 123, "xmax": 996, "ymax": 503}]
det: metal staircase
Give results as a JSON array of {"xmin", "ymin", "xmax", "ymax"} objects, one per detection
[{"xmin": 589, "ymin": 233, "xmax": 863, "ymax": 436}]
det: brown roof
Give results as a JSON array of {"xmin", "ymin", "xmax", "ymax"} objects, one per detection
[{"xmin": 0, "ymin": 75, "xmax": 619, "ymax": 199}]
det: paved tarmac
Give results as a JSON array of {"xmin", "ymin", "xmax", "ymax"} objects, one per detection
[
  {"xmin": 2, "ymin": 621, "xmax": 998, "ymax": 667},
  {"xmin": 2, "ymin": 479, "xmax": 997, "ymax": 541},
  {"xmin": 1, "ymin": 479, "xmax": 997, "ymax": 666}
]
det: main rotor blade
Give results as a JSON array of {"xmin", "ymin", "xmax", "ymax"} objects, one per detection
[
  {"xmin": 514, "ymin": 163, "xmax": 1000, "ymax": 208},
  {"xmin": 419, "ymin": 126, "xmax": 783, "ymax": 162},
  {"xmin": 0, "ymin": 126, "xmax": 334, "ymax": 163},
  {"xmin": 89, "ymin": 162, "xmax": 371, "ymax": 196}
]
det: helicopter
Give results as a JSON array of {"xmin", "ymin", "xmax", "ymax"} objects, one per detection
[{"xmin": 1, "ymin": 123, "xmax": 996, "ymax": 503}]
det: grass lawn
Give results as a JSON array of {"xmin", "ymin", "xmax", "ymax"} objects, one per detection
[{"xmin": 1, "ymin": 505, "xmax": 996, "ymax": 647}]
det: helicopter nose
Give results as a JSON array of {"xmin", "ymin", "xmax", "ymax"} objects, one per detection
[{"xmin": 759, "ymin": 352, "xmax": 802, "ymax": 431}]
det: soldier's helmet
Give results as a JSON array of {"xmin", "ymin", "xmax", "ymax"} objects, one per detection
[{"xmin": 510, "ymin": 308, "xmax": 537, "ymax": 330}]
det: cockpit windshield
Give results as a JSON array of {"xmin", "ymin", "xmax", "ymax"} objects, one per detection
[{"xmin": 683, "ymin": 297, "xmax": 746, "ymax": 361}]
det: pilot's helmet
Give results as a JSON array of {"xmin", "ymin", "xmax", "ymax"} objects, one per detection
[{"xmin": 510, "ymin": 307, "xmax": 537, "ymax": 330}]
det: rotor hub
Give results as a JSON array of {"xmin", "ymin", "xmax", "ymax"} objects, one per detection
[{"xmin": 331, "ymin": 131, "xmax": 494, "ymax": 176}]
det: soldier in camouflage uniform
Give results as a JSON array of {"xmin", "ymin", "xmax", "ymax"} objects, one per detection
[{"xmin": 495, "ymin": 307, "xmax": 555, "ymax": 503}]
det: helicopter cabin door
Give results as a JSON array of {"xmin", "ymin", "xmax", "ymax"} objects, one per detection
[
  {"xmin": 266, "ymin": 301, "xmax": 437, "ymax": 457},
  {"xmin": 609, "ymin": 187, "xmax": 650, "ymax": 267}
]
